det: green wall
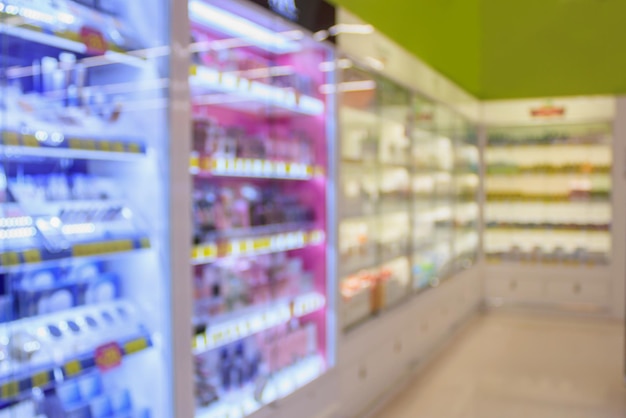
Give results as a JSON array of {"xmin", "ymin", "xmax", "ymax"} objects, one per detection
[{"xmin": 333, "ymin": 0, "xmax": 626, "ymax": 99}]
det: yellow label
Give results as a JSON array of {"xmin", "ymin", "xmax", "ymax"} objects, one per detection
[
  {"xmin": 73, "ymin": 240, "xmax": 133, "ymax": 257},
  {"xmin": 82, "ymin": 140, "xmax": 96, "ymax": 150},
  {"xmin": 190, "ymin": 65, "xmax": 198, "ymax": 76},
  {"xmin": 69, "ymin": 138, "xmax": 82, "ymax": 149},
  {"xmin": 190, "ymin": 155, "xmax": 200, "ymax": 170},
  {"xmin": 32, "ymin": 372, "xmax": 49, "ymax": 388},
  {"xmin": 64, "ymin": 360, "xmax": 82, "ymax": 377},
  {"xmin": 192, "ymin": 247, "xmax": 201, "ymax": 260},
  {"xmin": 98, "ymin": 141, "xmax": 112, "ymax": 152},
  {"xmin": 124, "ymin": 338, "xmax": 149, "ymax": 355},
  {"xmin": 140, "ymin": 238, "xmax": 151, "ymax": 249},
  {"xmin": 0, "ymin": 252, "xmax": 20, "ymax": 266},
  {"xmin": 22, "ymin": 134, "xmax": 39, "ymax": 147},
  {"xmin": 1, "ymin": 381, "xmax": 18, "ymax": 399},
  {"xmin": 127, "ymin": 143, "xmax": 141, "ymax": 153},
  {"xmin": 112, "ymin": 142, "xmax": 125, "ymax": 153},
  {"xmin": 22, "ymin": 249, "xmax": 41, "ymax": 264},
  {"xmin": 2, "ymin": 131, "xmax": 19, "ymax": 146}
]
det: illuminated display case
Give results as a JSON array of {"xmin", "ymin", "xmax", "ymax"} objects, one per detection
[
  {"xmin": 337, "ymin": 61, "xmax": 480, "ymax": 331},
  {"xmin": 412, "ymin": 103, "xmax": 479, "ymax": 290},
  {"xmin": 485, "ymin": 123, "xmax": 612, "ymax": 265},
  {"xmin": 187, "ymin": 1, "xmax": 335, "ymax": 416},
  {"xmin": 452, "ymin": 117, "xmax": 480, "ymax": 273},
  {"xmin": 0, "ymin": 0, "xmax": 174, "ymax": 417},
  {"xmin": 338, "ymin": 63, "xmax": 413, "ymax": 330}
]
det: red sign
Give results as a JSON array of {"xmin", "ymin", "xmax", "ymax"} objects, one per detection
[
  {"xmin": 95, "ymin": 342, "xmax": 123, "ymax": 372},
  {"xmin": 531, "ymin": 105, "xmax": 566, "ymax": 118},
  {"xmin": 80, "ymin": 27, "xmax": 107, "ymax": 55}
]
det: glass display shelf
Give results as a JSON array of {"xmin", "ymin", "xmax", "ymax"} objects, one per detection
[
  {"xmin": 338, "ymin": 63, "xmax": 415, "ymax": 330},
  {"xmin": 0, "ymin": 0, "xmax": 173, "ymax": 416},
  {"xmin": 188, "ymin": 1, "xmax": 334, "ymax": 416}
]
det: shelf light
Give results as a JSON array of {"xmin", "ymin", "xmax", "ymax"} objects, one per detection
[
  {"xmin": 189, "ymin": 0, "xmax": 301, "ymax": 54},
  {"xmin": 61, "ymin": 223, "xmax": 97, "ymax": 235},
  {"xmin": 329, "ymin": 23, "xmax": 375, "ymax": 36},
  {"xmin": 0, "ymin": 226, "xmax": 37, "ymax": 240},
  {"xmin": 191, "ymin": 66, "xmax": 324, "ymax": 115}
]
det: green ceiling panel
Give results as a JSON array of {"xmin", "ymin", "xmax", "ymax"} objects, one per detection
[
  {"xmin": 481, "ymin": 0, "xmax": 626, "ymax": 99},
  {"xmin": 332, "ymin": 0, "xmax": 626, "ymax": 99},
  {"xmin": 330, "ymin": 0, "xmax": 482, "ymax": 96}
]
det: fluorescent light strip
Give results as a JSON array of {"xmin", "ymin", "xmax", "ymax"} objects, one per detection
[
  {"xmin": 0, "ymin": 227, "xmax": 36, "ymax": 240},
  {"xmin": 61, "ymin": 223, "xmax": 97, "ymax": 235},
  {"xmin": 320, "ymin": 80, "xmax": 376, "ymax": 95},
  {"xmin": 0, "ymin": 217, "xmax": 33, "ymax": 228},
  {"xmin": 191, "ymin": 66, "xmax": 324, "ymax": 115},
  {"xmin": 189, "ymin": 0, "xmax": 301, "ymax": 54}
]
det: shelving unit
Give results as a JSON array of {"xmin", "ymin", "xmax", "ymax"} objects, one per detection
[
  {"xmin": 188, "ymin": 1, "xmax": 335, "ymax": 416},
  {"xmin": 485, "ymin": 123, "xmax": 612, "ymax": 265},
  {"xmin": 338, "ymin": 62, "xmax": 480, "ymax": 331},
  {"xmin": 338, "ymin": 65, "xmax": 413, "ymax": 329},
  {"xmin": 482, "ymin": 98, "xmax": 616, "ymax": 312},
  {"xmin": 0, "ymin": 1, "xmax": 174, "ymax": 416}
]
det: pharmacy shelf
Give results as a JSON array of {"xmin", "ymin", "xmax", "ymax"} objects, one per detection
[
  {"xmin": 195, "ymin": 355, "xmax": 324, "ymax": 418},
  {"xmin": 192, "ymin": 229, "xmax": 325, "ymax": 265},
  {"xmin": 0, "ymin": 236, "xmax": 151, "ymax": 271},
  {"xmin": 0, "ymin": 23, "xmax": 146, "ymax": 68},
  {"xmin": 0, "ymin": 131, "xmax": 147, "ymax": 161},
  {"xmin": 193, "ymin": 292, "xmax": 325, "ymax": 354},
  {"xmin": 190, "ymin": 65, "xmax": 324, "ymax": 116},
  {"xmin": 0, "ymin": 334, "xmax": 151, "ymax": 408},
  {"xmin": 190, "ymin": 155, "xmax": 323, "ymax": 180}
]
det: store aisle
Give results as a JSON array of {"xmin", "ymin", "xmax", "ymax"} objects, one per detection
[{"xmin": 373, "ymin": 312, "xmax": 626, "ymax": 418}]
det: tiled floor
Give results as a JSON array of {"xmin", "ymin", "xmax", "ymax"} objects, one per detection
[{"xmin": 374, "ymin": 312, "xmax": 626, "ymax": 418}]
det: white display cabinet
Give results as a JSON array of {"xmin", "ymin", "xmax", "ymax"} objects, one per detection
[{"xmin": 483, "ymin": 97, "xmax": 618, "ymax": 313}]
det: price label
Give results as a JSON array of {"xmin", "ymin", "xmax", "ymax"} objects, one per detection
[
  {"xmin": 64, "ymin": 360, "xmax": 82, "ymax": 377},
  {"xmin": 95, "ymin": 342, "xmax": 123, "ymax": 372},
  {"xmin": 0, "ymin": 252, "xmax": 20, "ymax": 266},
  {"xmin": 0, "ymin": 381, "xmax": 19, "ymax": 399},
  {"xmin": 80, "ymin": 26, "xmax": 107, "ymax": 54},
  {"xmin": 123, "ymin": 338, "xmax": 149, "ymax": 355},
  {"xmin": 22, "ymin": 249, "xmax": 41, "ymax": 264},
  {"xmin": 82, "ymin": 140, "xmax": 96, "ymax": 150},
  {"xmin": 68, "ymin": 138, "xmax": 82, "ymax": 149},
  {"xmin": 32, "ymin": 372, "xmax": 50, "ymax": 388},
  {"xmin": 2, "ymin": 131, "xmax": 19, "ymax": 146},
  {"xmin": 98, "ymin": 141, "xmax": 112, "ymax": 152},
  {"xmin": 127, "ymin": 143, "xmax": 141, "ymax": 153},
  {"xmin": 22, "ymin": 134, "xmax": 39, "ymax": 147},
  {"xmin": 112, "ymin": 142, "xmax": 125, "ymax": 153}
]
